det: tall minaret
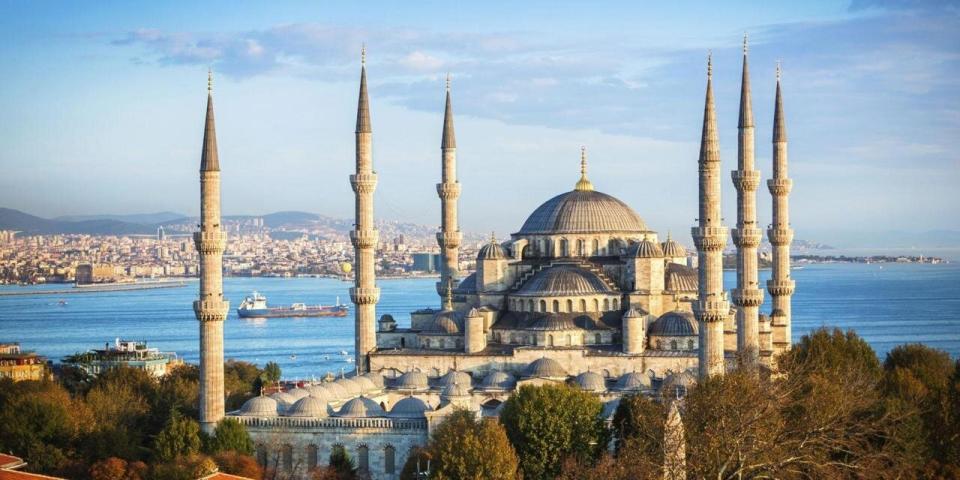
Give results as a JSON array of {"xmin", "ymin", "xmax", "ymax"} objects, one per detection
[
  {"xmin": 731, "ymin": 35, "xmax": 764, "ymax": 368},
  {"xmin": 767, "ymin": 63, "xmax": 795, "ymax": 354},
  {"xmin": 349, "ymin": 47, "xmax": 380, "ymax": 372},
  {"xmin": 692, "ymin": 54, "xmax": 729, "ymax": 379},
  {"xmin": 194, "ymin": 70, "xmax": 229, "ymax": 434},
  {"xmin": 436, "ymin": 74, "xmax": 462, "ymax": 303}
]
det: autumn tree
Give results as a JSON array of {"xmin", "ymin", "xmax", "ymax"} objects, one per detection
[
  {"xmin": 421, "ymin": 409, "xmax": 519, "ymax": 480},
  {"xmin": 214, "ymin": 451, "xmax": 263, "ymax": 479},
  {"xmin": 89, "ymin": 457, "xmax": 128, "ymax": 480},
  {"xmin": 500, "ymin": 383, "xmax": 608, "ymax": 480}
]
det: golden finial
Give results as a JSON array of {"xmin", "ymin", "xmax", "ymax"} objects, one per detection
[
  {"xmin": 667, "ymin": 230, "xmax": 672, "ymax": 241},
  {"xmin": 207, "ymin": 68, "xmax": 212, "ymax": 94},
  {"xmin": 490, "ymin": 231, "xmax": 497, "ymax": 243},
  {"xmin": 707, "ymin": 51, "xmax": 713, "ymax": 78},
  {"xmin": 446, "ymin": 73, "xmax": 451, "ymax": 91},
  {"xmin": 776, "ymin": 60, "xmax": 782, "ymax": 81},
  {"xmin": 743, "ymin": 32, "xmax": 748, "ymax": 55},
  {"xmin": 361, "ymin": 44, "xmax": 366, "ymax": 66},
  {"xmin": 575, "ymin": 145, "xmax": 593, "ymax": 191}
]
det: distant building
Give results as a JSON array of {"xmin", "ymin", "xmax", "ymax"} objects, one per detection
[
  {"xmin": 411, "ymin": 253, "xmax": 441, "ymax": 272},
  {"xmin": 62, "ymin": 339, "xmax": 180, "ymax": 378},
  {"xmin": 0, "ymin": 342, "xmax": 50, "ymax": 382},
  {"xmin": 75, "ymin": 263, "xmax": 127, "ymax": 284}
]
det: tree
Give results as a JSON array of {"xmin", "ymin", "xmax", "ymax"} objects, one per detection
[
  {"xmin": 328, "ymin": 445, "xmax": 356, "ymax": 479},
  {"xmin": 153, "ymin": 410, "xmax": 202, "ymax": 462},
  {"xmin": 150, "ymin": 454, "xmax": 217, "ymax": 480},
  {"xmin": 208, "ymin": 418, "xmax": 255, "ymax": 455},
  {"xmin": 0, "ymin": 379, "xmax": 78, "ymax": 473},
  {"xmin": 262, "ymin": 362, "xmax": 282, "ymax": 384},
  {"xmin": 426, "ymin": 409, "xmax": 519, "ymax": 480},
  {"xmin": 399, "ymin": 447, "xmax": 432, "ymax": 480},
  {"xmin": 500, "ymin": 383, "xmax": 607, "ymax": 480},
  {"xmin": 611, "ymin": 393, "xmax": 665, "ymax": 455},
  {"xmin": 89, "ymin": 457, "xmax": 128, "ymax": 480},
  {"xmin": 214, "ymin": 451, "xmax": 263, "ymax": 479}
]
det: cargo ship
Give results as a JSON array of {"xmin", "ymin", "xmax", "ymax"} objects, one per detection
[{"xmin": 236, "ymin": 292, "xmax": 349, "ymax": 318}]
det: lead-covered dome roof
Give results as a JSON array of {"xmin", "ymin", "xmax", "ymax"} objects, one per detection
[
  {"xmin": 478, "ymin": 239, "xmax": 507, "ymax": 260},
  {"xmin": 516, "ymin": 265, "xmax": 613, "ymax": 296},
  {"xmin": 239, "ymin": 395, "xmax": 279, "ymax": 416},
  {"xmin": 649, "ymin": 311, "xmax": 698, "ymax": 336},
  {"xmin": 335, "ymin": 396, "xmax": 385, "ymax": 418},
  {"xmin": 286, "ymin": 396, "xmax": 329, "ymax": 417},
  {"xmin": 517, "ymin": 190, "xmax": 648, "ymax": 235},
  {"xmin": 524, "ymin": 357, "xmax": 569, "ymax": 379},
  {"xmin": 389, "ymin": 397, "xmax": 430, "ymax": 418}
]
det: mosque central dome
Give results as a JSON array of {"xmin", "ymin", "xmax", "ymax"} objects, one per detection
[{"xmin": 517, "ymin": 189, "xmax": 649, "ymax": 235}]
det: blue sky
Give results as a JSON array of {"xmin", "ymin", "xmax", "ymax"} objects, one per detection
[{"xmin": 0, "ymin": 0, "xmax": 957, "ymax": 241}]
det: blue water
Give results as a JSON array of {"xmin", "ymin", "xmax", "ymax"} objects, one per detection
[{"xmin": 0, "ymin": 263, "xmax": 957, "ymax": 379}]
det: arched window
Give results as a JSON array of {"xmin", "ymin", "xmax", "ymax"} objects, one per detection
[
  {"xmin": 560, "ymin": 238, "xmax": 569, "ymax": 257},
  {"xmin": 579, "ymin": 299, "xmax": 586, "ymax": 312},
  {"xmin": 688, "ymin": 339, "xmax": 695, "ymax": 350},
  {"xmin": 577, "ymin": 239, "xmax": 585, "ymax": 256},
  {"xmin": 603, "ymin": 299, "xmax": 610, "ymax": 310},
  {"xmin": 532, "ymin": 335, "xmax": 538, "ymax": 346},
  {"xmin": 548, "ymin": 335, "xmax": 554, "ymax": 346},
  {"xmin": 593, "ymin": 299, "xmax": 599, "ymax": 311},
  {"xmin": 566, "ymin": 299, "xmax": 573, "ymax": 312},
  {"xmin": 307, "ymin": 445, "xmax": 319, "ymax": 470},
  {"xmin": 358, "ymin": 445, "xmax": 369, "ymax": 473},
  {"xmin": 282, "ymin": 444, "xmax": 293, "ymax": 472},
  {"xmin": 551, "ymin": 300, "xmax": 559, "ymax": 312},
  {"xmin": 400, "ymin": 337, "xmax": 405, "ymax": 348},
  {"xmin": 521, "ymin": 245, "xmax": 531, "ymax": 259},
  {"xmin": 256, "ymin": 445, "xmax": 267, "ymax": 467},
  {"xmin": 385, "ymin": 445, "xmax": 396, "ymax": 474},
  {"xmin": 613, "ymin": 298, "xmax": 619, "ymax": 310},
  {"xmin": 595, "ymin": 333, "xmax": 602, "ymax": 344},
  {"xmin": 539, "ymin": 300, "xmax": 546, "ymax": 312},
  {"xmin": 592, "ymin": 238, "xmax": 600, "ymax": 255},
  {"xmin": 670, "ymin": 340, "xmax": 678, "ymax": 350},
  {"xmin": 528, "ymin": 299, "xmax": 534, "ymax": 312}
]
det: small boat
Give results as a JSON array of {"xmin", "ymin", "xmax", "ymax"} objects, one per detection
[
  {"xmin": 57, "ymin": 299, "xmax": 68, "ymax": 306},
  {"xmin": 237, "ymin": 292, "xmax": 349, "ymax": 318}
]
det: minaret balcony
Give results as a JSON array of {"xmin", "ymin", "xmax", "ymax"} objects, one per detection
[
  {"xmin": 350, "ymin": 173, "xmax": 378, "ymax": 194},
  {"xmin": 731, "ymin": 288, "xmax": 765, "ymax": 307},
  {"xmin": 193, "ymin": 231, "xmax": 227, "ymax": 254},
  {"xmin": 732, "ymin": 227, "xmax": 763, "ymax": 247},
  {"xmin": 693, "ymin": 298, "xmax": 730, "ymax": 322},
  {"xmin": 350, "ymin": 287, "xmax": 381, "ymax": 305},
  {"xmin": 691, "ymin": 226, "xmax": 728, "ymax": 251},
  {"xmin": 193, "ymin": 299, "xmax": 230, "ymax": 321},
  {"xmin": 766, "ymin": 279, "xmax": 796, "ymax": 296},
  {"xmin": 436, "ymin": 182, "xmax": 461, "ymax": 199},
  {"xmin": 350, "ymin": 230, "xmax": 379, "ymax": 249},
  {"xmin": 731, "ymin": 170, "xmax": 761, "ymax": 191},
  {"xmin": 767, "ymin": 178, "xmax": 793, "ymax": 196},
  {"xmin": 436, "ymin": 231, "xmax": 462, "ymax": 248},
  {"xmin": 767, "ymin": 228, "xmax": 794, "ymax": 246}
]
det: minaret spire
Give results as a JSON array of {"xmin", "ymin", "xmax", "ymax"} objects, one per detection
[
  {"xmin": 768, "ymin": 63, "xmax": 795, "ymax": 355},
  {"xmin": 692, "ymin": 52, "xmax": 729, "ymax": 379},
  {"xmin": 194, "ymin": 70, "xmax": 229, "ymax": 433},
  {"xmin": 436, "ymin": 74, "xmax": 463, "ymax": 305},
  {"xmin": 575, "ymin": 145, "xmax": 593, "ymax": 191},
  {"xmin": 732, "ymin": 33, "xmax": 764, "ymax": 370},
  {"xmin": 350, "ymin": 47, "xmax": 380, "ymax": 372}
]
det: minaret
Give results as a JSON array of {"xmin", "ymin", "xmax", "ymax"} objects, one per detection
[
  {"xmin": 436, "ymin": 74, "xmax": 462, "ymax": 303},
  {"xmin": 692, "ymin": 54, "xmax": 729, "ymax": 379},
  {"xmin": 731, "ymin": 35, "xmax": 764, "ymax": 368},
  {"xmin": 349, "ymin": 47, "xmax": 380, "ymax": 372},
  {"xmin": 194, "ymin": 70, "xmax": 229, "ymax": 434},
  {"xmin": 767, "ymin": 63, "xmax": 795, "ymax": 354}
]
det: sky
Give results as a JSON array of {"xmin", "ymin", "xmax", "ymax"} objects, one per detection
[{"xmin": 0, "ymin": 0, "xmax": 958, "ymax": 242}]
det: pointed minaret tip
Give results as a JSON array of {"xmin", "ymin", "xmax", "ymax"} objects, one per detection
[
  {"xmin": 575, "ymin": 145, "xmax": 593, "ymax": 191},
  {"xmin": 743, "ymin": 32, "xmax": 748, "ymax": 55},
  {"xmin": 441, "ymin": 74, "xmax": 456, "ymax": 149},
  {"xmin": 774, "ymin": 61, "xmax": 787, "ymax": 143},
  {"xmin": 361, "ymin": 43, "xmax": 366, "ymax": 66},
  {"xmin": 707, "ymin": 50, "xmax": 713, "ymax": 78},
  {"xmin": 207, "ymin": 68, "xmax": 213, "ymax": 94},
  {"xmin": 356, "ymin": 46, "xmax": 371, "ymax": 134},
  {"xmin": 200, "ymin": 70, "xmax": 220, "ymax": 172}
]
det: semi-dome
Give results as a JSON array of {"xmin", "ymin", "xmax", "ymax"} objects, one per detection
[
  {"xmin": 626, "ymin": 239, "xmax": 664, "ymax": 258},
  {"xmin": 614, "ymin": 372, "xmax": 652, "ymax": 392},
  {"xmin": 441, "ymin": 382, "xmax": 471, "ymax": 399},
  {"xmin": 286, "ymin": 396, "xmax": 329, "ymax": 418},
  {"xmin": 240, "ymin": 395, "xmax": 279, "ymax": 416},
  {"xmin": 574, "ymin": 371, "xmax": 607, "ymax": 392},
  {"xmin": 394, "ymin": 371, "xmax": 429, "ymax": 391},
  {"xmin": 524, "ymin": 357, "xmax": 569, "ymax": 379},
  {"xmin": 478, "ymin": 239, "xmax": 507, "ymax": 260},
  {"xmin": 335, "ymin": 396, "xmax": 385, "ymax": 418},
  {"xmin": 516, "ymin": 265, "xmax": 613, "ymax": 296},
  {"xmin": 437, "ymin": 370, "xmax": 472, "ymax": 388},
  {"xmin": 286, "ymin": 387, "xmax": 310, "ymax": 400},
  {"xmin": 477, "ymin": 371, "xmax": 516, "ymax": 391},
  {"xmin": 389, "ymin": 397, "xmax": 430, "ymax": 418},
  {"xmin": 649, "ymin": 311, "xmax": 698, "ymax": 336},
  {"xmin": 517, "ymin": 190, "xmax": 648, "ymax": 235},
  {"xmin": 307, "ymin": 385, "xmax": 331, "ymax": 402}
]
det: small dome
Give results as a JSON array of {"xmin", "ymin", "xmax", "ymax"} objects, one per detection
[
  {"xmin": 524, "ymin": 357, "xmax": 569, "ymax": 379},
  {"xmin": 337, "ymin": 378, "xmax": 363, "ymax": 396},
  {"xmin": 441, "ymin": 382, "xmax": 471, "ymax": 399},
  {"xmin": 306, "ymin": 385, "xmax": 331, "ymax": 402},
  {"xmin": 270, "ymin": 391, "xmax": 296, "ymax": 412},
  {"xmin": 437, "ymin": 370, "xmax": 472, "ymax": 389},
  {"xmin": 574, "ymin": 371, "xmax": 607, "ymax": 392},
  {"xmin": 649, "ymin": 311, "xmax": 698, "ymax": 336},
  {"xmin": 516, "ymin": 265, "xmax": 613, "ymax": 296},
  {"xmin": 614, "ymin": 372, "xmax": 652, "ymax": 392},
  {"xmin": 626, "ymin": 238, "xmax": 664, "ymax": 258},
  {"xmin": 286, "ymin": 396, "xmax": 329, "ymax": 418},
  {"xmin": 466, "ymin": 307, "xmax": 482, "ymax": 319},
  {"xmin": 335, "ymin": 396, "xmax": 385, "ymax": 418},
  {"xmin": 661, "ymin": 236, "xmax": 686, "ymax": 257},
  {"xmin": 661, "ymin": 370, "xmax": 697, "ymax": 395},
  {"xmin": 363, "ymin": 372, "xmax": 386, "ymax": 389},
  {"xmin": 240, "ymin": 395, "xmax": 279, "ymax": 416},
  {"xmin": 622, "ymin": 306, "xmax": 647, "ymax": 319},
  {"xmin": 286, "ymin": 387, "xmax": 310, "ymax": 400},
  {"xmin": 379, "ymin": 314, "xmax": 396, "ymax": 324},
  {"xmin": 323, "ymin": 381, "xmax": 349, "ymax": 400},
  {"xmin": 432, "ymin": 312, "xmax": 461, "ymax": 334},
  {"xmin": 354, "ymin": 376, "xmax": 378, "ymax": 392},
  {"xmin": 394, "ymin": 371, "xmax": 429, "ymax": 391},
  {"xmin": 389, "ymin": 397, "xmax": 430, "ymax": 418},
  {"xmin": 478, "ymin": 239, "xmax": 507, "ymax": 260},
  {"xmin": 477, "ymin": 371, "xmax": 516, "ymax": 391}
]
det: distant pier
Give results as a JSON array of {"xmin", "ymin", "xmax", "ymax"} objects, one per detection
[{"xmin": 0, "ymin": 280, "xmax": 193, "ymax": 296}]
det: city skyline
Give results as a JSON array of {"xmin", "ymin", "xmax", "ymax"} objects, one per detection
[{"xmin": 1, "ymin": 0, "xmax": 958, "ymax": 239}]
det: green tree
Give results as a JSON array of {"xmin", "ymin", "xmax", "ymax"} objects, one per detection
[
  {"xmin": 328, "ymin": 445, "xmax": 357, "ymax": 479},
  {"xmin": 262, "ymin": 361, "xmax": 282, "ymax": 384},
  {"xmin": 500, "ymin": 383, "xmax": 607, "ymax": 480},
  {"xmin": 153, "ymin": 410, "xmax": 202, "ymax": 462},
  {"xmin": 207, "ymin": 418, "xmax": 254, "ymax": 455},
  {"xmin": 611, "ymin": 393, "xmax": 665, "ymax": 456},
  {"xmin": 426, "ymin": 409, "xmax": 519, "ymax": 480},
  {"xmin": 778, "ymin": 327, "xmax": 881, "ymax": 381},
  {"xmin": 0, "ymin": 379, "xmax": 78, "ymax": 473},
  {"xmin": 399, "ymin": 447, "xmax": 431, "ymax": 480}
]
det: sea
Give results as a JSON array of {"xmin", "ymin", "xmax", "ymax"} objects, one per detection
[{"xmin": 0, "ymin": 263, "xmax": 958, "ymax": 380}]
